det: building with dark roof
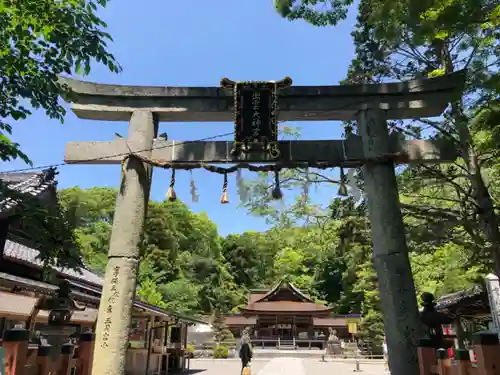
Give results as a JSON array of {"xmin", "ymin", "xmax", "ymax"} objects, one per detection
[
  {"xmin": 0, "ymin": 169, "xmax": 204, "ymax": 375},
  {"xmin": 434, "ymin": 286, "xmax": 489, "ymax": 319},
  {"xmin": 224, "ymin": 280, "xmax": 361, "ymax": 349}
]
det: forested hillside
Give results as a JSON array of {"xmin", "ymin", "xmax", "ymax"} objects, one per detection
[{"xmin": 58, "ymin": 183, "xmax": 491, "ymax": 346}]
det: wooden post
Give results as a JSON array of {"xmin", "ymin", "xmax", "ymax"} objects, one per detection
[
  {"xmin": 2, "ymin": 327, "xmax": 29, "ymax": 375},
  {"xmin": 57, "ymin": 342, "xmax": 74, "ymax": 375},
  {"xmin": 455, "ymin": 349, "xmax": 472, "ymax": 375},
  {"xmin": 357, "ymin": 108, "xmax": 422, "ymax": 375},
  {"xmin": 36, "ymin": 344, "xmax": 53, "ymax": 375},
  {"xmin": 76, "ymin": 330, "xmax": 95, "ymax": 375},
  {"xmin": 436, "ymin": 348, "xmax": 452, "ymax": 375},
  {"xmin": 417, "ymin": 339, "xmax": 436, "ymax": 375},
  {"xmin": 473, "ymin": 332, "xmax": 500, "ymax": 375},
  {"xmin": 90, "ymin": 110, "xmax": 158, "ymax": 375}
]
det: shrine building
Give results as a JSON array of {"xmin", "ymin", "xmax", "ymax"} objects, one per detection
[{"xmin": 224, "ymin": 280, "xmax": 361, "ymax": 349}]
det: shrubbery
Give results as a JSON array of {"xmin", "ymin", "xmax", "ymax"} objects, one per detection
[
  {"xmin": 186, "ymin": 344, "xmax": 195, "ymax": 358},
  {"xmin": 213, "ymin": 345, "xmax": 229, "ymax": 359}
]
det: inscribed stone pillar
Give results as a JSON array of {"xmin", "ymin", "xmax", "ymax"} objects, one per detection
[
  {"xmin": 91, "ymin": 110, "xmax": 158, "ymax": 375},
  {"xmin": 484, "ymin": 274, "xmax": 500, "ymax": 335},
  {"xmin": 356, "ymin": 108, "xmax": 422, "ymax": 375}
]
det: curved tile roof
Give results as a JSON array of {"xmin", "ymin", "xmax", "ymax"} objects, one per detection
[
  {"xmin": 0, "ymin": 168, "xmax": 57, "ymax": 213},
  {"xmin": 242, "ymin": 301, "xmax": 330, "ymax": 312},
  {"xmin": 4, "ymin": 239, "xmax": 103, "ymax": 286}
]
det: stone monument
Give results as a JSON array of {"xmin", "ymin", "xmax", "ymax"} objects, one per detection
[{"xmin": 325, "ymin": 328, "xmax": 342, "ymax": 357}]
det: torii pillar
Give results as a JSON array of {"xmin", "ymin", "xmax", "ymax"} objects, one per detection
[
  {"xmin": 62, "ymin": 71, "xmax": 465, "ymax": 375},
  {"xmin": 357, "ymin": 108, "xmax": 421, "ymax": 375}
]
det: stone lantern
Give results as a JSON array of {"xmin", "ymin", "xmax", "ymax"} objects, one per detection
[
  {"xmin": 419, "ymin": 292, "xmax": 454, "ymax": 349},
  {"xmin": 39, "ymin": 280, "xmax": 84, "ymax": 326},
  {"xmin": 36, "ymin": 280, "xmax": 86, "ymax": 359}
]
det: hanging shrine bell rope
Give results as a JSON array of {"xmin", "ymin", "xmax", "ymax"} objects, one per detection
[
  {"xmin": 120, "ymin": 150, "xmax": 407, "ymax": 175},
  {"xmin": 120, "ymin": 150, "xmax": 405, "ymax": 203}
]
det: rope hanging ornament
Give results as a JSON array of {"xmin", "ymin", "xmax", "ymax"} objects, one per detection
[
  {"xmin": 166, "ymin": 169, "xmax": 177, "ymax": 202},
  {"xmin": 220, "ymin": 172, "xmax": 229, "ymax": 204},
  {"xmin": 130, "ymin": 148, "xmax": 405, "ymax": 176},
  {"xmin": 338, "ymin": 167, "xmax": 348, "ymax": 197},
  {"xmin": 236, "ymin": 168, "xmax": 248, "ymax": 203},
  {"xmin": 121, "ymin": 158, "xmax": 127, "ymax": 176},
  {"xmin": 271, "ymin": 169, "xmax": 283, "ymax": 200},
  {"xmin": 189, "ymin": 170, "xmax": 199, "ymax": 202},
  {"xmin": 303, "ymin": 167, "xmax": 310, "ymax": 200}
]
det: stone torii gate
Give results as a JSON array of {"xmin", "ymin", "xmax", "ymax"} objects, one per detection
[{"xmin": 63, "ymin": 71, "xmax": 465, "ymax": 375}]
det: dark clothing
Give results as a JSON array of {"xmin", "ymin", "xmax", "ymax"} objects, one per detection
[{"xmin": 239, "ymin": 342, "xmax": 252, "ymax": 368}]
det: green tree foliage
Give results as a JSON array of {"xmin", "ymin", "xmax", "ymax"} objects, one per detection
[
  {"xmin": 347, "ymin": 0, "xmax": 500, "ymax": 274},
  {"xmin": 211, "ymin": 309, "xmax": 235, "ymax": 344},
  {"xmin": 266, "ymin": 0, "xmax": 498, "ymax": 346},
  {"xmin": 58, "ymin": 187, "xmax": 241, "ymax": 316},
  {"xmin": 0, "ymin": 0, "xmax": 121, "ymax": 163},
  {"xmin": 58, "ymin": 180, "xmax": 490, "ymax": 347},
  {"xmin": 222, "ymin": 231, "xmax": 279, "ymax": 289},
  {"xmin": 45, "ymin": 0, "xmax": 498, "ymax": 344},
  {"xmin": 273, "ymin": 0, "xmax": 353, "ymax": 26}
]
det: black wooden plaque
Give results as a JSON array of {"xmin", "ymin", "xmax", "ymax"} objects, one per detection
[
  {"xmin": 240, "ymin": 87, "xmax": 273, "ymax": 144},
  {"xmin": 220, "ymin": 77, "xmax": 292, "ymax": 158}
]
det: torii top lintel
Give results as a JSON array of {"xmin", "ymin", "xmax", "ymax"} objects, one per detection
[{"xmin": 61, "ymin": 70, "xmax": 466, "ymax": 123}]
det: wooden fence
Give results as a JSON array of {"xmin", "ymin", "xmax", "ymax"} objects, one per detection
[
  {"xmin": 418, "ymin": 332, "xmax": 500, "ymax": 375},
  {"xmin": 1, "ymin": 327, "xmax": 94, "ymax": 375}
]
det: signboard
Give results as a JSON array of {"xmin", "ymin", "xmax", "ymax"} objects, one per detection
[
  {"xmin": 0, "ymin": 347, "xmax": 5, "ymax": 375},
  {"xmin": 348, "ymin": 323, "xmax": 358, "ymax": 334},
  {"xmin": 221, "ymin": 77, "xmax": 292, "ymax": 158}
]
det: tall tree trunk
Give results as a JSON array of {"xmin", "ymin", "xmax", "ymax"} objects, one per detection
[{"xmin": 439, "ymin": 41, "xmax": 500, "ymax": 275}]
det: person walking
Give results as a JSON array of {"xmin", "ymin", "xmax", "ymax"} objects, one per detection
[{"xmin": 239, "ymin": 331, "xmax": 253, "ymax": 375}]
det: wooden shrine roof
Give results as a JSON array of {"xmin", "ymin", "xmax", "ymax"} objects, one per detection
[
  {"xmin": 224, "ymin": 315, "xmax": 257, "ymax": 326},
  {"xmin": 312, "ymin": 317, "xmax": 350, "ymax": 327},
  {"xmin": 241, "ymin": 301, "xmax": 330, "ymax": 313},
  {"xmin": 253, "ymin": 280, "xmax": 314, "ymax": 303},
  {"xmin": 241, "ymin": 280, "xmax": 331, "ymax": 314}
]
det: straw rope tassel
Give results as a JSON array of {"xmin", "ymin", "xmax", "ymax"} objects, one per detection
[
  {"xmin": 220, "ymin": 172, "xmax": 229, "ymax": 204},
  {"xmin": 121, "ymin": 157, "xmax": 127, "ymax": 176},
  {"xmin": 236, "ymin": 168, "xmax": 246, "ymax": 202},
  {"xmin": 190, "ymin": 170, "xmax": 199, "ymax": 202},
  {"xmin": 303, "ymin": 167, "xmax": 309, "ymax": 199},
  {"xmin": 271, "ymin": 169, "xmax": 283, "ymax": 200},
  {"xmin": 166, "ymin": 169, "xmax": 177, "ymax": 202}
]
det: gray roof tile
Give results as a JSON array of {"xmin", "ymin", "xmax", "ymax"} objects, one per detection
[
  {"xmin": 4, "ymin": 239, "xmax": 103, "ymax": 286},
  {"xmin": 0, "ymin": 169, "xmax": 57, "ymax": 213}
]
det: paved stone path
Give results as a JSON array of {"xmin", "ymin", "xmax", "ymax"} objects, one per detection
[
  {"xmin": 257, "ymin": 358, "xmax": 306, "ymax": 375},
  {"xmin": 189, "ymin": 358, "xmax": 387, "ymax": 375}
]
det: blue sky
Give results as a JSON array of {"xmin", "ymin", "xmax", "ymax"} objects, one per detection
[{"xmin": 1, "ymin": 0, "xmax": 357, "ymax": 236}]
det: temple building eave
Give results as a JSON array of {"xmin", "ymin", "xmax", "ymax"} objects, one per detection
[{"xmin": 239, "ymin": 308, "xmax": 332, "ymax": 316}]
